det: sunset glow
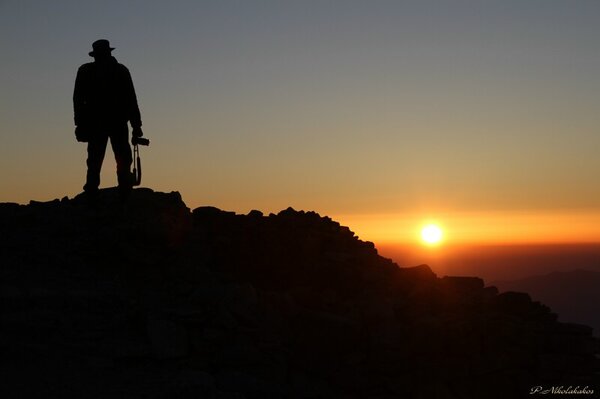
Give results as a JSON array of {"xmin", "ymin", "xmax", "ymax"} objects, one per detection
[
  {"xmin": 3, "ymin": 2, "xmax": 600, "ymax": 250},
  {"xmin": 2, "ymin": 2, "xmax": 600, "ymax": 395},
  {"xmin": 333, "ymin": 211, "xmax": 600, "ymax": 247},
  {"xmin": 421, "ymin": 224, "xmax": 444, "ymax": 246}
]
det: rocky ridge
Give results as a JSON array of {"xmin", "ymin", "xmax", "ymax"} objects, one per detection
[{"xmin": 1, "ymin": 188, "xmax": 598, "ymax": 398}]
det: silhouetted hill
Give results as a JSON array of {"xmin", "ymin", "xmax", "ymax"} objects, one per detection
[
  {"xmin": 493, "ymin": 270, "xmax": 600, "ymax": 338},
  {"xmin": 1, "ymin": 188, "xmax": 598, "ymax": 398}
]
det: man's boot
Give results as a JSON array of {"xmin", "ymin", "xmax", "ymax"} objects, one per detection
[{"xmin": 117, "ymin": 170, "xmax": 134, "ymax": 199}]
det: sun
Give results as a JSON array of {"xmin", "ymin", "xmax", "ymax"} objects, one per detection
[{"xmin": 421, "ymin": 224, "xmax": 444, "ymax": 246}]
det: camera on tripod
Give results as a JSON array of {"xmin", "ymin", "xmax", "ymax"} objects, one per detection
[{"xmin": 132, "ymin": 136, "xmax": 150, "ymax": 146}]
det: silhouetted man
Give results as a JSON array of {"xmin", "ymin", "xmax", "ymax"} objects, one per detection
[{"xmin": 73, "ymin": 39, "xmax": 143, "ymax": 196}]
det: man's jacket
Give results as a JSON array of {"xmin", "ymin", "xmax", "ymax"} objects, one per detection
[{"xmin": 73, "ymin": 56, "xmax": 142, "ymax": 129}]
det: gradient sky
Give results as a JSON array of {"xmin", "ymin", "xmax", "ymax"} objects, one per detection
[{"xmin": 2, "ymin": 1, "xmax": 600, "ymax": 245}]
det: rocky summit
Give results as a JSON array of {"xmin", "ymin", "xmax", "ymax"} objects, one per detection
[{"xmin": 1, "ymin": 188, "xmax": 598, "ymax": 399}]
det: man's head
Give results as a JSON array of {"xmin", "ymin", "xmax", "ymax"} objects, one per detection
[{"xmin": 88, "ymin": 39, "xmax": 114, "ymax": 59}]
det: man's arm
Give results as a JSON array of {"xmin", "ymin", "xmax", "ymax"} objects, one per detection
[{"xmin": 123, "ymin": 67, "xmax": 142, "ymax": 130}]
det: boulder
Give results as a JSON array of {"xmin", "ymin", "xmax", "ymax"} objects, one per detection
[{"xmin": 147, "ymin": 318, "xmax": 189, "ymax": 358}]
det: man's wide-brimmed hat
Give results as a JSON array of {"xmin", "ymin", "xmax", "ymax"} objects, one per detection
[{"xmin": 89, "ymin": 39, "xmax": 115, "ymax": 57}]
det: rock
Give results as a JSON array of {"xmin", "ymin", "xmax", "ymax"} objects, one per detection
[
  {"xmin": 28, "ymin": 198, "xmax": 61, "ymax": 207},
  {"xmin": 488, "ymin": 291, "xmax": 532, "ymax": 313},
  {"xmin": 223, "ymin": 283, "xmax": 259, "ymax": 326},
  {"xmin": 556, "ymin": 322, "xmax": 594, "ymax": 336},
  {"xmin": 147, "ymin": 318, "xmax": 189, "ymax": 358},
  {"xmin": 2, "ymin": 189, "xmax": 599, "ymax": 398},
  {"xmin": 194, "ymin": 206, "xmax": 229, "ymax": 217},
  {"xmin": 247, "ymin": 210, "xmax": 263, "ymax": 218},
  {"xmin": 289, "ymin": 371, "xmax": 332, "ymax": 398},
  {"xmin": 277, "ymin": 206, "xmax": 299, "ymax": 217},
  {"xmin": 214, "ymin": 344, "xmax": 267, "ymax": 368},
  {"xmin": 215, "ymin": 371, "xmax": 286, "ymax": 397},
  {"xmin": 482, "ymin": 285, "xmax": 499, "ymax": 301},
  {"xmin": 441, "ymin": 276, "xmax": 484, "ymax": 292},
  {"xmin": 216, "ymin": 391, "xmax": 246, "ymax": 399},
  {"xmin": 439, "ymin": 276, "xmax": 485, "ymax": 308},
  {"xmin": 398, "ymin": 264, "xmax": 437, "ymax": 281},
  {"xmin": 0, "ymin": 285, "xmax": 25, "ymax": 299},
  {"xmin": 177, "ymin": 370, "xmax": 216, "ymax": 398},
  {"xmin": 224, "ymin": 282, "xmax": 258, "ymax": 307}
]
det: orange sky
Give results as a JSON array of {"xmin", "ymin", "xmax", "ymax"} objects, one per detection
[{"xmin": 333, "ymin": 211, "xmax": 600, "ymax": 246}]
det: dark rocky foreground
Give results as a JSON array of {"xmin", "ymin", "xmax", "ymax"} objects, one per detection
[{"xmin": 1, "ymin": 188, "xmax": 598, "ymax": 399}]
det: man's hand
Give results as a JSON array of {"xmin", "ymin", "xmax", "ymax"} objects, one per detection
[
  {"xmin": 132, "ymin": 127, "xmax": 143, "ymax": 138},
  {"xmin": 75, "ymin": 126, "xmax": 89, "ymax": 142}
]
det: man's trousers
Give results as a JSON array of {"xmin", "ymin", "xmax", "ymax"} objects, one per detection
[{"xmin": 83, "ymin": 125, "xmax": 132, "ymax": 193}]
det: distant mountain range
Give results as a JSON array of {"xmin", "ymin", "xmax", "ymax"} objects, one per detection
[{"xmin": 492, "ymin": 269, "xmax": 600, "ymax": 337}]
